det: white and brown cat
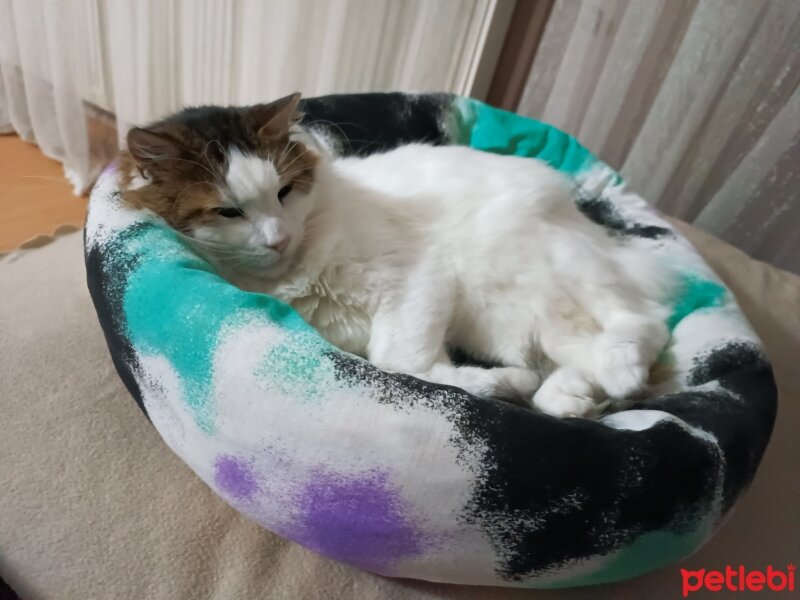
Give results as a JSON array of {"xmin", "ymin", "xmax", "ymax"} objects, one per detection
[{"xmin": 120, "ymin": 93, "xmax": 673, "ymax": 417}]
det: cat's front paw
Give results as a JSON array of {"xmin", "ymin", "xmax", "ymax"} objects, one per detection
[
  {"xmin": 532, "ymin": 367, "xmax": 608, "ymax": 418},
  {"xmin": 490, "ymin": 367, "xmax": 541, "ymax": 405},
  {"xmin": 594, "ymin": 334, "xmax": 651, "ymax": 399}
]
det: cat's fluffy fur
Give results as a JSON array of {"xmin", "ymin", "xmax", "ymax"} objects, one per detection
[{"xmin": 121, "ymin": 93, "xmax": 674, "ymax": 417}]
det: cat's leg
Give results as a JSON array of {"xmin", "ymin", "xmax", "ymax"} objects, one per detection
[
  {"xmin": 543, "ymin": 291, "xmax": 668, "ymax": 400},
  {"xmin": 565, "ymin": 274, "xmax": 669, "ymax": 398},
  {"xmin": 370, "ymin": 315, "xmax": 540, "ymax": 401},
  {"xmin": 366, "ymin": 259, "xmax": 454, "ymax": 377},
  {"xmin": 521, "ymin": 302, "xmax": 611, "ymax": 416},
  {"xmin": 530, "ymin": 314, "xmax": 664, "ymax": 416},
  {"xmin": 367, "ymin": 262, "xmax": 538, "ymax": 401},
  {"xmin": 420, "ymin": 348, "xmax": 540, "ymax": 402},
  {"xmin": 590, "ymin": 312, "xmax": 668, "ymax": 399},
  {"xmin": 531, "ymin": 366, "xmax": 607, "ymax": 418}
]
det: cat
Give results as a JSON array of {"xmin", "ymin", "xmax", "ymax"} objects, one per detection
[{"xmin": 119, "ymin": 93, "xmax": 674, "ymax": 418}]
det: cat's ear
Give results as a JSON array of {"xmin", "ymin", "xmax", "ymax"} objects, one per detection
[
  {"xmin": 127, "ymin": 127, "xmax": 185, "ymax": 171},
  {"xmin": 248, "ymin": 93, "xmax": 303, "ymax": 139}
]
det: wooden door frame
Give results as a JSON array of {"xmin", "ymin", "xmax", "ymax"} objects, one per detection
[{"xmin": 484, "ymin": 0, "xmax": 555, "ymax": 111}]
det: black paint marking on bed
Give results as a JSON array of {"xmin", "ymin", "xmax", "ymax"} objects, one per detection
[
  {"xmin": 324, "ymin": 350, "xmax": 720, "ymax": 581},
  {"xmin": 300, "ymin": 93, "xmax": 453, "ymax": 157},
  {"xmin": 576, "ymin": 195, "xmax": 673, "ymax": 240},
  {"xmin": 85, "ymin": 219, "xmax": 153, "ymax": 418},
  {"xmin": 647, "ymin": 342, "xmax": 777, "ymax": 511}
]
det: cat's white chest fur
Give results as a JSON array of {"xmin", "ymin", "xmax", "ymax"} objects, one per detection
[{"xmin": 273, "ymin": 265, "xmax": 375, "ymax": 357}]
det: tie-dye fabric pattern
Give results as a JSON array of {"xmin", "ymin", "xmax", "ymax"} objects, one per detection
[{"xmin": 84, "ymin": 93, "xmax": 776, "ymax": 587}]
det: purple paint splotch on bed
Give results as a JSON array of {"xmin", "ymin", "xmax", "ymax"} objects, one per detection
[
  {"xmin": 286, "ymin": 469, "xmax": 426, "ymax": 572},
  {"xmin": 214, "ymin": 455, "xmax": 258, "ymax": 499}
]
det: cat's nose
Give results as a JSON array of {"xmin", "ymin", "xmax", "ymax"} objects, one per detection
[{"xmin": 266, "ymin": 235, "xmax": 290, "ymax": 254}]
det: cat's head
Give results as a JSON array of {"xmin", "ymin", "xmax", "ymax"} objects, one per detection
[{"xmin": 121, "ymin": 93, "xmax": 318, "ymax": 277}]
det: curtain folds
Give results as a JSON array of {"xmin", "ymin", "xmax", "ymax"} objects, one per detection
[
  {"xmin": 0, "ymin": 0, "xmax": 495, "ymax": 193},
  {"xmin": 519, "ymin": 0, "xmax": 799, "ymax": 273}
]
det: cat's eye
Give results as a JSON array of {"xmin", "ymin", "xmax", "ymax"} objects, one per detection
[
  {"xmin": 277, "ymin": 185, "xmax": 293, "ymax": 203},
  {"xmin": 216, "ymin": 207, "xmax": 244, "ymax": 219}
]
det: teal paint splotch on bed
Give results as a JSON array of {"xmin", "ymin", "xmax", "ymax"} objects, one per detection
[
  {"xmin": 539, "ymin": 526, "xmax": 713, "ymax": 589},
  {"xmin": 668, "ymin": 273, "xmax": 728, "ymax": 331},
  {"xmin": 451, "ymin": 97, "xmax": 597, "ymax": 177},
  {"xmin": 120, "ymin": 223, "xmax": 314, "ymax": 432},
  {"xmin": 256, "ymin": 331, "xmax": 337, "ymax": 401}
]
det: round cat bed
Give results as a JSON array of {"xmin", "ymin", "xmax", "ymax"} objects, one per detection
[{"xmin": 85, "ymin": 93, "xmax": 776, "ymax": 588}]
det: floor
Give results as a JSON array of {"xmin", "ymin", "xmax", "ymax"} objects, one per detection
[{"xmin": 0, "ymin": 134, "xmax": 87, "ymax": 252}]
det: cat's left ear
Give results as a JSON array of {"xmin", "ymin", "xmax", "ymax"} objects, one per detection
[{"xmin": 248, "ymin": 92, "xmax": 303, "ymax": 139}]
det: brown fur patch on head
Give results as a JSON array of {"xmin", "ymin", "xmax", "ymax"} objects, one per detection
[
  {"xmin": 119, "ymin": 149, "xmax": 226, "ymax": 231},
  {"xmin": 118, "ymin": 93, "xmax": 317, "ymax": 232}
]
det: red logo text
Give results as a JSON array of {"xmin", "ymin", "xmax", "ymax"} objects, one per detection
[{"xmin": 681, "ymin": 565, "xmax": 796, "ymax": 596}]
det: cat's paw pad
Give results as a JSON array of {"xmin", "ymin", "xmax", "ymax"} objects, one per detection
[
  {"xmin": 594, "ymin": 335, "xmax": 650, "ymax": 399},
  {"xmin": 532, "ymin": 368, "xmax": 606, "ymax": 418}
]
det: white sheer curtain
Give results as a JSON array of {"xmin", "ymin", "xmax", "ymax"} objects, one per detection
[
  {"xmin": 0, "ymin": 0, "xmax": 498, "ymax": 193},
  {"xmin": 519, "ymin": 0, "xmax": 800, "ymax": 273},
  {"xmin": 0, "ymin": 0, "xmax": 107, "ymax": 192}
]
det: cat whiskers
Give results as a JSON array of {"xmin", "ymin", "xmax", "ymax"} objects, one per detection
[
  {"xmin": 176, "ymin": 233, "xmax": 272, "ymax": 268},
  {"xmin": 277, "ymin": 140, "xmax": 299, "ymax": 165},
  {"xmin": 174, "ymin": 180, "xmax": 216, "ymax": 205},
  {"xmin": 281, "ymin": 147, "xmax": 314, "ymax": 174},
  {"xmin": 181, "ymin": 235, "xmax": 267, "ymax": 256},
  {"xmin": 281, "ymin": 166, "xmax": 314, "ymax": 189},
  {"xmin": 301, "ymin": 119, "xmax": 380, "ymax": 151},
  {"xmin": 303, "ymin": 118, "xmax": 355, "ymax": 147},
  {"xmin": 200, "ymin": 139, "xmax": 226, "ymax": 173}
]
